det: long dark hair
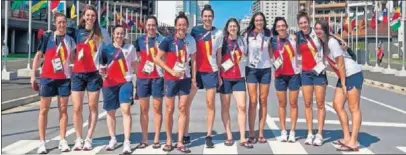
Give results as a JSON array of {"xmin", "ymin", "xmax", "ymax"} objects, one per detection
[
  {"xmin": 223, "ymin": 18, "xmax": 240, "ymax": 37},
  {"xmin": 243, "ymin": 12, "xmax": 269, "ymax": 35},
  {"xmin": 201, "ymin": 4, "xmax": 214, "ymax": 18},
  {"xmin": 271, "ymin": 17, "xmax": 288, "ymax": 36},
  {"xmin": 79, "ymin": 5, "xmax": 102, "ymax": 44},
  {"xmin": 315, "ymin": 20, "xmax": 330, "ymax": 54}
]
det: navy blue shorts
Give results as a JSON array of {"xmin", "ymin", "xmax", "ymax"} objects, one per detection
[
  {"xmin": 71, "ymin": 71, "xmax": 103, "ymax": 92},
  {"xmin": 219, "ymin": 78, "xmax": 246, "ymax": 94},
  {"xmin": 136, "ymin": 78, "xmax": 164, "ymax": 98},
  {"xmin": 102, "ymin": 82, "xmax": 134, "ymax": 111},
  {"xmin": 301, "ymin": 71, "xmax": 328, "ymax": 86},
  {"xmin": 275, "ymin": 74, "xmax": 302, "ymax": 91},
  {"xmin": 196, "ymin": 71, "xmax": 218, "ymax": 89},
  {"xmin": 39, "ymin": 78, "xmax": 71, "ymax": 97},
  {"xmin": 245, "ymin": 67, "xmax": 272, "ymax": 84},
  {"xmin": 164, "ymin": 78, "xmax": 191, "ymax": 97},
  {"xmin": 336, "ymin": 72, "xmax": 364, "ymax": 91}
]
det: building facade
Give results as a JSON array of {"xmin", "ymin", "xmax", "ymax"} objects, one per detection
[
  {"xmin": 240, "ymin": 15, "xmax": 251, "ymax": 32},
  {"xmin": 251, "ymin": 0, "xmax": 298, "ymax": 30}
]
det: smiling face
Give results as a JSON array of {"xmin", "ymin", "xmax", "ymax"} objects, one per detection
[
  {"xmin": 314, "ymin": 23, "xmax": 325, "ymax": 39},
  {"xmin": 227, "ymin": 21, "xmax": 238, "ymax": 37},
  {"xmin": 275, "ymin": 20, "xmax": 287, "ymax": 37},
  {"xmin": 146, "ymin": 18, "xmax": 157, "ymax": 36},
  {"xmin": 254, "ymin": 15, "xmax": 265, "ymax": 31},
  {"xmin": 298, "ymin": 16, "xmax": 309, "ymax": 33},
  {"xmin": 202, "ymin": 10, "xmax": 214, "ymax": 28},
  {"xmin": 55, "ymin": 16, "xmax": 67, "ymax": 34},
  {"xmin": 175, "ymin": 18, "xmax": 188, "ymax": 37},
  {"xmin": 83, "ymin": 9, "xmax": 96, "ymax": 29},
  {"xmin": 113, "ymin": 27, "xmax": 125, "ymax": 44}
]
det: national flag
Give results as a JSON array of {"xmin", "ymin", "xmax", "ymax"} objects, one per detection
[
  {"xmin": 11, "ymin": 1, "xmax": 25, "ymax": 11},
  {"xmin": 382, "ymin": 8, "xmax": 388, "ymax": 24},
  {"xmin": 126, "ymin": 17, "xmax": 134, "ymax": 28},
  {"xmin": 70, "ymin": 4, "xmax": 77, "ymax": 19},
  {"xmin": 350, "ymin": 13, "xmax": 356, "ymax": 29},
  {"xmin": 343, "ymin": 15, "xmax": 349, "ymax": 32},
  {"xmin": 32, "ymin": 0, "xmax": 48, "ymax": 13},
  {"xmin": 391, "ymin": 7, "xmax": 402, "ymax": 31},
  {"xmin": 101, "ymin": 3, "xmax": 107, "ymax": 15},
  {"xmin": 100, "ymin": 15, "xmax": 107, "ymax": 27},
  {"xmin": 51, "ymin": 1, "xmax": 65, "ymax": 13}
]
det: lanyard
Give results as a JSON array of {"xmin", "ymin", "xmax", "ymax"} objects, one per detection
[
  {"xmin": 253, "ymin": 31, "xmax": 265, "ymax": 51},
  {"xmin": 174, "ymin": 36, "xmax": 187, "ymax": 63},
  {"xmin": 276, "ymin": 36, "xmax": 286, "ymax": 57},
  {"xmin": 84, "ymin": 29, "xmax": 95, "ymax": 44},
  {"xmin": 199, "ymin": 30, "xmax": 211, "ymax": 41},
  {"xmin": 226, "ymin": 37, "xmax": 238, "ymax": 61},
  {"xmin": 54, "ymin": 33, "xmax": 64, "ymax": 57},
  {"xmin": 145, "ymin": 35, "xmax": 158, "ymax": 56}
]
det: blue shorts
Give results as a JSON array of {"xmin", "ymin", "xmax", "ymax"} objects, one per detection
[
  {"xmin": 219, "ymin": 78, "xmax": 246, "ymax": 94},
  {"xmin": 196, "ymin": 71, "xmax": 218, "ymax": 89},
  {"xmin": 71, "ymin": 71, "xmax": 103, "ymax": 92},
  {"xmin": 136, "ymin": 78, "xmax": 164, "ymax": 98},
  {"xmin": 102, "ymin": 82, "xmax": 134, "ymax": 111},
  {"xmin": 164, "ymin": 78, "xmax": 191, "ymax": 97},
  {"xmin": 275, "ymin": 74, "xmax": 301, "ymax": 91},
  {"xmin": 245, "ymin": 67, "xmax": 272, "ymax": 84},
  {"xmin": 301, "ymin": 71, "xmax": 328, "ymax": 86},
  {"xmin": 39, "ymin": 78, "xmax": 71, "ymax": 97},
  {"xmin": 336, "ymin": 72, "xmax": 364, "ymax": 91}
]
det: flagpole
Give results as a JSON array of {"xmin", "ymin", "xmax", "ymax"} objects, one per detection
[
  {"xmin": 2, "ymin": 0, "xmax": 9, "ymax": 72},
  {"xmin": 126, "ymin": 8, "xmax": 129, "ymax": 39},
  {"xmin": 340, "ymin": 13, "xmax": 343, "ymax": 38},
  {"xmin": 48, "ymin": 1, "xmax": 51, "ymax": 30},
  {"xmin": 106, "ymin": 1, "xmax": 109, "ymax": 29},
  {"xmin": 98, "ymin": 0, "xmax": 101, "ymax": 25},
  {"xmin": 364, "ymin": 2, "xmax": 369, "ymax": 68},
  {"xmin": 27, "ymin": 0, "xmax": 32, "ymax": 69},
  {"xmin": 396, "ymin": 1, "xmax": 406, "ymax": 76},
  {"xmin": 356, "ymin": 6, "xmax": 359, "ymax": 64},
  {"xmin": 130, "ymin": 11, "xmax": 133, "ymax": 44},
  {"xmin": 114, "ymin": 2, "xmax": 116, "ymax": 26},
  {"xmin": 384, "ymin": 2, "xmax": 395, "ymax": 74},
  {"xmin": 334, "ymin": 12, "xmax": 337, "ymax": 33},
  {"xmin": 64, "ymin": 0, "xmax": 67, "ymax": 15},
  {"xmin": 372, "ymin": 1, "xmax": 382, "ymax": 72},
  {"xmin": 120, "ymin": 3, "xmax": 123, "ymax": 25},
  {"xmin": 136, "ymin": 12, "xmax": 138, "ymax": 38},
  {"xmin": 312, "ymin": 0, "xmax": 315, "ymax": 25},
  {"xmin": 76, "ymin": 0, "xmax": 79, "ymax": 26},
  {"xmin": 88, "ymin": 0, "xmax": 91, "ymax": 5}
]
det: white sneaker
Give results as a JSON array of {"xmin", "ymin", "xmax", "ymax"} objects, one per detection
[
  {"xmin": 313, "ymin": 134, "xmax": 323, "ymax": 146},
  {"xmin": 106, "ymin": 138, "xmax": 117, "ymax": 151},
  {"xmin": 288, "ymin": 131, "xmax": 296, "ymax": 143},
  {"xmin": 58, "ymin": 139, "xmax": 71, "ymax": 152},
  {"xmin": 72, "ymin": 137, "xmax": 83, "ymax": 151},
  {"xmin": 122, "ymin": 140, "xmax": 132, "ymax": 154},
  {"xmin": 280, "ymin": 130, "xmax": 288, "ymax": 142},
  {"xmin": 304, "ymin": 134, "xmax": 314, "ymax": 145},
  {"xmin": 37, "ymin": 141, "xmax": 47, "ymax": 154},
  {"xmin": 83, "ymin": 138, "xmax": 93, "ymax": 151}
]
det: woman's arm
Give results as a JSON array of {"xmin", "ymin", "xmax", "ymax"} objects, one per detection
[{"xmin": 153, "ymin": 49, "xmax": 180, "ymax": 78}]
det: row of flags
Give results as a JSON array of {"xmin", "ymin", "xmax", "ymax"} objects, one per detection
[
  {"xmin": 10, "ymin": 0, "xmax": 145, "ymax": 30},
  {"xmin": 343, "ymin": 1, "xmax": 402, "ymax": 33}
]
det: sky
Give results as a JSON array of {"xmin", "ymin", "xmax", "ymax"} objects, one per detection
[
  {"xmin": 157, "ymin": 1, "xmax": 253, "ymax": 28},
  {"xmin": 210, "ymin": 1, "xmax": 253, "ymax": 28}
]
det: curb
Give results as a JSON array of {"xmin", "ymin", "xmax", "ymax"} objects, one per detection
[
  {"xmin": 1, "ymin": 94, "xmax": 40, "ymax": 111},
  {"xmin": 326, "ymin": 71, "xmax": 406, "ymax": 94}
]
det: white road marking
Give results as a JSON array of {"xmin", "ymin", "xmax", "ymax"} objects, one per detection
[
  {"xmin": 396, "ymin": 146, "xmax": 406, "ymax": 153},
  {"xmin": 327, "ymin": 85, "xmax": 406, "ymax": 115},
  {"xmin": 61, "ymin": 145, "xmax": 106, "ymax": 155},
  {"xmin": 1, "ymin": 140, "xmax": 49, "ymax": 154},
  {"xmin": 202, "ymin": 140, "xmax": 238, "ymax": 154},
  {"xmin": 271, "ymin": 117, "xmax": 406, "ymax": 128},
  {"xmin": 1, "ymin": 111, "xmax": 108, "ymax": 153},
  {"xmin": 261, "ymin": 106, "xmax": 308, "ymax": 154}
]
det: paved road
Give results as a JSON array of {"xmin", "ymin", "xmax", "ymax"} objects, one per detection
[{"xmin": 2, "ymin": 75, "xmax": 406, "ymax": 154}]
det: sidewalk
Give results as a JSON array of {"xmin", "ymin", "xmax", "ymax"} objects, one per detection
[{"xmin": 1, "ymin": 78, "xmax": 38, "ymax": 110}]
